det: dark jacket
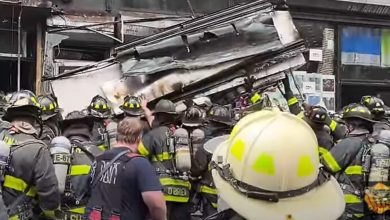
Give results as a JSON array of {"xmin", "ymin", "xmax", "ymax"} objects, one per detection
[
  {"xmin": 1, "ymin": 125, "xmax": 60, "ymax": 219},
  {"xmin": 321, "ymin": 128, "xmax": 370, "ymax": 219}
]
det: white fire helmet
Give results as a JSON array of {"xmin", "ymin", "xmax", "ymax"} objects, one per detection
[{"xmin": 211, "ymin": 109, "xmax": 345, "ymax": 220}]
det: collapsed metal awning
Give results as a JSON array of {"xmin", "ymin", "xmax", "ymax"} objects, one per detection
[{"xmin": 50, "ymin": 0, "xmax": 307, "ymax": 114}]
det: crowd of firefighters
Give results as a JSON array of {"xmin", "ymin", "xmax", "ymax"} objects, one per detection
[{"xmin": 0, "ymin": 73, "xmax": 389, "ymax": 220}]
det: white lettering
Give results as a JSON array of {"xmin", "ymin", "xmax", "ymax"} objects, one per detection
[{"xmin": 99, "ymin": 161, "xmax": 120, "ymax": 185}]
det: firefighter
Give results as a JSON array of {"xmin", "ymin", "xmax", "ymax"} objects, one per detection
[
  {"xmin": 360, "ymin": 95, "xmax": 390, "ymax": 133},
  {"xmin": 139, "ymin": 99, "xmax": 192, "ymax": 220},
  {"xmin": 37, "ymin": 94, "xmax": 62, "ymax": 146},
  {"xmin": 1, "ymin": 90, "xmax": 60, "ymax": 219},
  {"xmin": 119, "ymin": 95, "xmax": 153, "ymax": 133},
  {"xmin": 282, "ymin": 75, "xmax": 347, "ymax": 154},
  {"xmin": 88, "ymin": 95, "xmax": 112, "ymax": 151},
  {"xmin": 191, "ymin": 105, "xmax": 233, "ymax": 218},
  {"xmin": 320, "ymin": 103, "xmax": 377, "ymax": 219},
  {"xmin": 206, "ymin": 109, "xmax": 345, "ymax": 220},
  {"xmin": 59, "ymin": 110, "xmax": 103, "ymax": 219}
]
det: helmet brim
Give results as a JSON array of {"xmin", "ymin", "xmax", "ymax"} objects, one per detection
[
  {"xmin": 152, "ymin": 110, "xmax": 178, "ymax": 115},
  {"xmin": 182, "ymin": 121, "xmax": 203, "ymax": 127},
  {"xmin": 61, "ymin": 116, "xmax": 94, "ymax": 128},
  {"xmin": 210, "ymin": 118, "xmax": 233, "ymax": 126},
  {"xmin": 343, "ymin": 115, "xmax": 378, "ymax": 124},
  {"xmin": 41, "ymin": 112, "xmax": 59, "ymax": 121},
  {"xmin": 212, "ymin": 141, "xmax": 346, "ymax": 220},
  {"xmin": 3, "ymin": 106, "xmax": 41, "ymax": 122}
]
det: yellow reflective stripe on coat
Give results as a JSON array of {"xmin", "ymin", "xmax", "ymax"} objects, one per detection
[
  {"xmin": 70, "ymin": 165, "xmax": 91, "ymax": 176},
  {"xmin": 345, "ymin": 165, "xmax": 362, "ymax": 175},
  {"xmin": 3, "ymin": 175, "xmax": 36, "ymax": 197},
  {"xmin": 68, "ymin": 207, "xmax": 86, "ymax": 214},
  {"xmin": 164, "ymin": 195, "xmax": 189, "ymax": 202},
  {"xmin": 321, "ymin": 151, "xmax": 341, "ymax": 172},
  {"xmin": 138, "ymin": 141, "xmax": 149, "ymax": 156},
  {"xmin": 287, "ymin": 97, "xmax": 298, "ymax": 106},
  {"xmin": 211, "ymin": 202, "xmax": 218, "ymax": 209},
  {"xmin": 151, "ymin": 152, "xmax": 171, "ymax": 162},
  {"xmin": 345, "ymin": 194, "xmax": 362, "ymax": 204},
  {"xmin": 329, "ymin": 120, "xmax": 337, "ymax": 132},
  {"xmin": 9, "ymin": 215, "xmax": 20, "ymax": 220},
  {"xmin": 160, "ymin": 178, "xmax": 191, "ymax": 188},
  {"xmin": 42, "ymin": 210, "xmax": 56, "ymax": 218},
  {"xmin": 318, "ymin": 146, "xmax": 328, "ymax": 156},
  {"xmin": 98, "ymin": 144, "xmax": 108, "ymax": 151},
  {"xmin": 200, "ymin": 185, "xmax": 218, "ymax": 195}
]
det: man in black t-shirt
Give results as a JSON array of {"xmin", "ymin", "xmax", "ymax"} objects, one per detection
[{"xmin": 87, "ymin": 117, "xmax": 166, "ymax": 220}]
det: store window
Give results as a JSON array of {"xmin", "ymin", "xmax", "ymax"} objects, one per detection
[
  {"xmin": 339, "ymin": 26, "xmax": 390, "ymax": 81},
  {"xmin": 338, "ymin": 26, "xmax": 390, "ymax": 107}
]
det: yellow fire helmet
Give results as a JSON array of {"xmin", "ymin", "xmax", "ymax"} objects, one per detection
[{"xmin": 211, "ymin": 109, "xmax": 345, "ymax": 220}]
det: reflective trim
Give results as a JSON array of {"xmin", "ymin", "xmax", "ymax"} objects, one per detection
[
  {"xmin": 70, "ymin": 165, "xmax": 91, "ymax": 176},
  {"xmin": 318, "ymin": 146, "xmax": 328, "ymax": 156},
  {"xmin": 9, "ymin": 215, "xmax": 19, "ymax": 220},
  {"xmin": 42, "ymin": 210, "xmax": 56, "ymax": 218},
  {"xmin": 138, "ymin": 141, "xmax": 149, "ymax": 156},
  {"xmin": 211, "ymin": 203, "xmax": 218, "ymax": 209},
  {"xmin": 287, "ymin": 97, "xmax": 298, "ymax": 106},
  {"xmin": 160, "ymin": 178, "xmax": 190, "ymax": 188},
  {"xmin": 329, "ymin": 120, "xmax": 337, "ymax": 132},
  {"xmin": 345, "ymin": 165, "xmax": 362, "ymax": 175},
  {"xmin": 164, "ymin": 195, "xmax": 189, "ymax": 202},
  {"xmin": 3, "ymin": 175, "xmax": 36, "ymax": 197},
  {"xmin": 354, "ymin": 214, "xmax": 364, "ymax": 218},
  {"xmin": 68, "ymin": 207, "xmax": 86, "ymax": 214},
  {"xmin": 250, "ymin": 93, "xmax": 261, "ymax": 104},
  {"xmin": 151, "ymin": 152, "xmax": 171, "ymax": 162},
  {"xmin": 200, "ymin": 185, "xmax": 218, "ymax": 195},
  {"xmin": 98, "ymin": 144, "xmax": 108, "ymax": 151},
  {"xmin": 321, "ymin": 151, "xmax": 341, "ymax": 172},
  {"xmin": 345, "ymin": 194, "xmax": 362, "ymax": 204}
]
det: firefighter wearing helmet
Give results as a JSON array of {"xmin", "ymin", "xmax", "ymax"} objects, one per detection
[
  {"xmin": 139, "ymin": 99, "xmax": 192, "ymax": 220},
  {"xmin": 119, "ymin": 95, "xmax": 152, "ymax": 133},
  {"xmin": 37, "ymin": 94, "xmax": 63, "ymax": 146},
  {"xmin": 88, "ymin": 95, "xmax": 112, "ymax": 151},
  {"xmin": 207, "ymin": 109, "xmax": 345, "ymax": 220},
  {"xmin": 320, "ymin": 103, "xmax": 387, "ymax": 219},
  {"xmin": 0, "ymin": 90, "xmax": 60, "ymax": 219},
  {"xmin": 361, "ymin": 95, "xmax": 390, "ymax": 133},
  {"xmin": 191, "ymin": 105, "xmax": 233, "ymax": 218}
]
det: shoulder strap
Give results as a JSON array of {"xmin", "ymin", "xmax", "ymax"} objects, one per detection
[
  {"xmin": 72, "ymin": 140, "xmax": 96, "ymax": 160},
  {"xmin": 75, "ymin": 149, "xmax": 135, "ymax": 203}
]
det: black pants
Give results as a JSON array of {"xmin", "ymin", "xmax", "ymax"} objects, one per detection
[{"xmin": 167, "ymin": 202, "xmax": 191, "ymax": 220}]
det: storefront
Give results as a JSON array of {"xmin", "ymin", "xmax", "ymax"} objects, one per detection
[{"xmin": 288, "ymin": 0, "xmax": 390, "ymax": 110}]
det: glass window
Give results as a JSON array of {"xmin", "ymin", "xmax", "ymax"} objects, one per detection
[{"xmin": 339, "ymin": 26, "xmax": 390, "ymax": 81}]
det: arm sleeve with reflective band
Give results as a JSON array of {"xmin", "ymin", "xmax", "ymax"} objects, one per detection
[
  {"xmin": 285, "ymin": 91, "xmax": 303, "ymax": 116},
  {"xmin": 330, "ymin": 122, "xmax": 348, "ymax": 142},
  {"xmin": 139, "ymin": 133, "xmax": 154, "ymax": 158},
  {"xmin": 320, "ymin": 138, "xmax": 358, "ymax": 173},
  {"xmin": 34, "ymin": 146, "xmax": 61, "ymax": 211},
  {"xmin": 134, "ymin": 158, "xmax": 162, "ymax": 192}
]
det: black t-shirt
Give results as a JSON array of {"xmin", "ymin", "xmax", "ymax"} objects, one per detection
[
  {"xmin": 88, "ymin": 147, "xmax": 161, "ymax": 220},
  {"xmin": 117, "ymin": 147, "xmax": 162, "ymax": 220}
]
